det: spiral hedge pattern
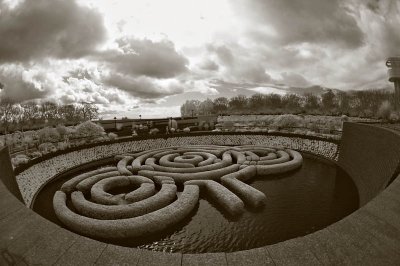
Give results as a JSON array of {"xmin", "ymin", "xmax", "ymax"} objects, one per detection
[{"xmin": 53, "ymin": 145, "xmax": 302, "ymax": 239}]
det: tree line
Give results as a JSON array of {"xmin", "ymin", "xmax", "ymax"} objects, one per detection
[
  {"xmin": 0, "ymin": 100, "xmax": 99, "ymax": 134},
  {"xmin": 180, "ymin": 89, "xmax": 396, "ymax": 118}
]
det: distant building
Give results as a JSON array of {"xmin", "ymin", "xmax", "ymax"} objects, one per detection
[{"xmin": 386, "ymin": 56, "xmax": 400, "ymax": 110}]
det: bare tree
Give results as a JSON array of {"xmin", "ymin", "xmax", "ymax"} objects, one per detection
[
  {"xmin": 304, "ymin": 93, "xmax": 320, "ymax": 110},
  {"xmin": 20, "ymin": 102, "xmax": 40, "ymax": 130},
  {"xmin": 59, "ymin": 104, "xmax": 80, "ymax": 124},
  {"xmin": 213, "ymin": 97, "xmax": 229, "ymax": 114},
  {"xmin": 229, "ymin": 95, "xmax": 248, "ymax": 112},
  {"xmin": 198, "ymin": 99, "xmax": 214, "ymax": 115},
  {"xmin": 337, "ymin": 91, "xmax": 350, "ymax": 114},
  {"xmin": 0, "ymin": 98, "xmax": 18, "ymax": 134},
  {"xmin": 40, "ymin": 101, "xmax": 59, "ymax": 125},
  {"xmin": 80, "ymin": 102, "xmax": 99, "ymax": 121},
  {"xmin": 265, "ymin": 94, "xmax": 282, "ymax": 109},
  {"xmin": 321, "ymin": 89, "xmax": 336, "ymax": 110},
  {"xmin": 248, "ymin": 94, "xmax": 265, "ymax": 111},
  {"xmin": 282, "ymin": 94, "xmax": 302, "ymax": 111},
  {"xmin": 180, "ymin": 100, "xmax": 201, "ymax": 117}
]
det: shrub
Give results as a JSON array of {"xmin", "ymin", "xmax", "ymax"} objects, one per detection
[
  {"xmin": 294, "ymin": 129, "xmax": 304, "ymax": 134},
  {"xmin": 67, "ymin": 127, "xmax": 77, "ymax": 137},
  {"xmin": 251, "ymin": 127, "xmax": 262, "ymax": 132},
  {"xmin": 309, "ymin": 122, "xmax": 319, "ymax": 132},
  {"xmin": 261, "ymin": 116, "xmax": 275, "ymax": 125},
  {"xmin": 30, "ymin": 151, "xmax": 42, "ymax": 158},
  {"xmin": 56, "ymin": 124, "xmax": 68, "ymax": 138},
  {"xmin": 189, "ymin": 126, "xmax": 199, "ymax": 131},
  {"xmin": 272, "ymin": 114, "xmax": 303, "ymax": 129},
  {"xmin": 22, "ymin": 135, "xmax": 35, "ymax": 148},
  {"xmin": 341, "ymin": 115, "xmax": 349, "ymax": 122},
  {"xmin": 11, "ymin": 154, "xmax": 30, "ymax": 167},
  {"xmin": 11, "ymin": 132, "xmax": 24, "ymax": 146},
  {"xmin": 38, "ymin": 127, "xmax": 61, "ymax": 143},
  {"xmin": 306, "ymin": 131, "xmax": 315, "ymax": 136},
  {"xmin": 222, "ymin": 121, "xmax": 234, "ymax": 131},
  {"xmin": 57, "ymin": 141, "xmax": 69, "ymax": 150},
  {"xmin": 77, "ymin": 140, "xmax": 87, "ymax": 146},
  {"xmin": 328, "ymin": 123, "xmax": 337, "ymax": 132},
  {"xmin": 92, "ymin": 136, "xmax": 106, "ymax": 143},
  {"xmin": 108, "ymin": 133, "xmax": 118, "ymax": 140},
  {"xmin": 168, "ymin": 119, "xmax": 178, "ymax": 130},
  {"xmin": 149, "ymin": 128, "xmax": 160, "ymax": 135},
  {"xmin": 38, "ymin": 142, "xmax": 57, "ymax": 154},
  {"xmin": 377, "ymin": 101, "xmax": 392, "ymax": 120},
  {"xmin": 76, "ymin": 121, "xmax": 105, "ymax": 137},
  {"xmin": 321, "ymin": 128, "xmax": 330, "ymax": 134},
  {"xmin": 24, "ymin": 130, "xmax": 39, "ymax": 140},
  {"xmin": 389, "ymin": 111, "xmax": 400, "ymax": 123},
  {"xmin": 362, "ymin": 109, "xmax": 373, "ymax": 118}
]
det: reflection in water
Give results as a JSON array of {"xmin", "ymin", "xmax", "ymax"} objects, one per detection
[{"xmin": 33, "ymin": 153, "xmax": 358, "ymax": 253}]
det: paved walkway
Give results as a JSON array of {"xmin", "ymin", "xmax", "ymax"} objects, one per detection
[{"xmin": 1, "ymin": 172, "xmax": 400, "ymax": 265}]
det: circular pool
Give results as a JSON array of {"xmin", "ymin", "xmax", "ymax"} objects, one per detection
[{"xmin": 32, "ymin": 145, "xmax": 358, "ymax": 253}]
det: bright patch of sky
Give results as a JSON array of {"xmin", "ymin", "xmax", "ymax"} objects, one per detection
[{"xmin": 249, "ymin": 87, "xmax": 287, "ymax": 96}]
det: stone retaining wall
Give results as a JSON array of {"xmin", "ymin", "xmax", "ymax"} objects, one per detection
[
  {"xmin": 339, "ymin": 122, "xmax": 400, "ymax": 205},
  {"xmin": 0, "ymin": 147, "xmax": 23, "ymax": 202}
]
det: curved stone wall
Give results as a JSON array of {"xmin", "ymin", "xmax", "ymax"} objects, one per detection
[
  {"xmin": 0, "ymin": 147, "xmax": 23, "ymax": 202},
  {"xmin": 339, "ymin": 122, "xmax": 400, "ymax": 205},
  {"xmin": 15, "ymin": 133, "xmax": 338, "ymax": 206},
  {"xmin": 1, "ymin": 125, "xmax": 400, "ymax": 264}
]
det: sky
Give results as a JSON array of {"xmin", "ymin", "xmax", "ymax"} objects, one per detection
[{"xmin": 0, "ymin": 0, "xmax": 399, "ymax": 118}]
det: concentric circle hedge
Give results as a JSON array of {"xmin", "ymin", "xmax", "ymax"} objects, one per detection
[{"xmin": 53, "ymin": 145, "xmax": 302, "ymax": 239}]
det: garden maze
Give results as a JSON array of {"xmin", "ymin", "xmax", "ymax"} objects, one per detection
[{"xmin": 53, "ymin": 145, "xmax": 303, "ymax": 239}]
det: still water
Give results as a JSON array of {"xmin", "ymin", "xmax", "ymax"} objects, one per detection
[{"xmin": 33, "ymin": 153, "xmax": 358, "ymax": 253}]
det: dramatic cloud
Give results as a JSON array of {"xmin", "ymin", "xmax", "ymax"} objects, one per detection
[
  {"xmin": 87, "ymin": 37, "xmax": 189, "ymax": 102},
  {"xmin": 0, "ymin": 62, "xmax": 131, "ymax": 107},
  {"xmin": 61, "ymin": 76, "xmax": 128, "ymax": 105},
  {"xmin": 234, "ymin": 0, "xmax": 365, "ymax": 48},
  {"xmin": 208, "ymin": 45, "xmax": 235, "ymax": 66},
  {"xmin": 280, "ymin": 72, "xmax": 311, "ymax": 88},
  {"xmin": 0, "ymin": 0, "xmax": 106, "ymax": 62},
  {"xmin": 0, "ymin": 64, "xmax": 57, "ymax": 102},
  {"xmin": 198, "ymin": 59, "xmax": 219, "ymax": 71},
  {"xmin": 104, "ymin": 74, "xmax": 185, "ymax": 99},
  {"xmin": 98, "ymin": 37, "xmax": 188, "ymax": 79},
  {"xmin": 205, "ymin": 44, "xmax": 272, "ymax": 84},
  {"xmin": 349, "ymin": 0, "xmax": 400, "ymax": 59}
]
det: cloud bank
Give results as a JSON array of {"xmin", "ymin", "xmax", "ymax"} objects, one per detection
[
  {"xmin": 0, "ymin": 0, "xmax": 398, "ymax": 118},
  {"xmin": 0, "ymin": 0, "xmax": 106, "ymax": 62}
]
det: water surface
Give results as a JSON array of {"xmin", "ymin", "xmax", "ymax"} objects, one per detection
[{"xmin": 33, "ymin": 153, "xmax": 358, "ymax": 253}]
